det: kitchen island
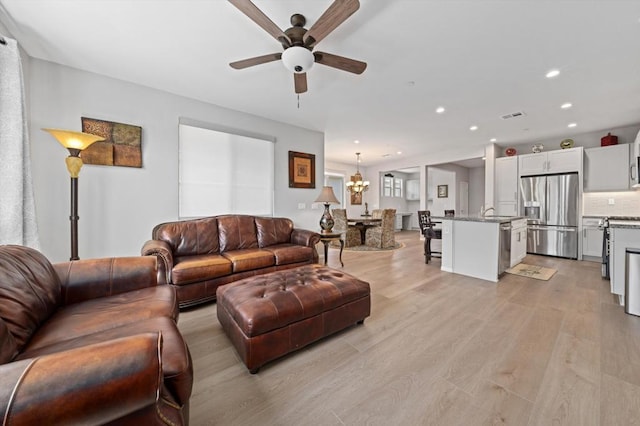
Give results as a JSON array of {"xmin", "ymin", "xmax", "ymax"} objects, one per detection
[
  {"xmin": 433, "ymin": 215, "xmax": 526, "ymax": 282},
  {"xmin": 608, "ymin": 219, "xmax": 640, "ymax": 304}
]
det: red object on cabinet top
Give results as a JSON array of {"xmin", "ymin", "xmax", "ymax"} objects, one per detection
[{"xmin": 601, "ymin": 132, "xmax": 618, "ymax": 146}]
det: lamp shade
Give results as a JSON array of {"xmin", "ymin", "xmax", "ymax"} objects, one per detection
[
  {"xmin": 43, "ymin": 128, "xmax": 104, "ymax": 151},
  {"xmin": 314, "ymin": 186, "xmax": 340, "ymax": 204},
  {"xmin": 282, "ymin": 46, "xmax": 315, "ymax": 74}
]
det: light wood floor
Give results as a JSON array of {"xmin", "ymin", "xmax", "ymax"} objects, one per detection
[{"xmin": 178, "ymin": 231, "xmax": 640, "ymax": 425}]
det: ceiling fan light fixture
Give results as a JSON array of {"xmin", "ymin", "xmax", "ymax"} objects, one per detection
[{"xmin": 282, "ymin": 46, "xmax": 314, "ymax": 74}]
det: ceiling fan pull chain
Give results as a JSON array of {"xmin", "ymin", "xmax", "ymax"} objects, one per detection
[{"xmin": 297, "ymin": 94, "xmax": 300, "ymax": 109}]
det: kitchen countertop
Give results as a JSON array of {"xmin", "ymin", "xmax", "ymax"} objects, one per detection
[
  {"xmin": 432, "ymin": 215, "xmax": 524, "ymax": 224},
  {"xmin": 608, "ymin": 219, "xmax": 640, "ymax": 229}
]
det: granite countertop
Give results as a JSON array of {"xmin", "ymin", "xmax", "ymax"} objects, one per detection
[
  {"xmin": 432, "ymin": 215, "xmax": 524, "ymax": 224},
  {"xmin": 608, "ymin": 219, "xmax": 640, "ymax": 229}
]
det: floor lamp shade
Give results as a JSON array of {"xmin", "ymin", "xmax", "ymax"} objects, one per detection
[
  {"xmin": 43, "ymin": 128, "xmax": 104, "ymax": 260},
  {"xmin": 314, "ymin": 186, "xmax": 340, "ymax": 233}
]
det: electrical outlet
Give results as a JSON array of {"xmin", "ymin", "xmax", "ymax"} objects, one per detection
[
  {"xmin": 608, "ymin": 198, "xmax": 615, "ymax": 205},
  {"xmin": 297, "ymin": 203, "xmax": 306, "ymax": 210},
  {"xmin": 311, "ymin": 203, "xmax": 319, "ymax": 210}
]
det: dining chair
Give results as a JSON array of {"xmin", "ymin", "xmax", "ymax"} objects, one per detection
[
  {"xmin": 331, "ymin": 208, "xmax": 361, "ymax": 247},
  {"xmin": 365, "ymin": 209, "xmax": 396, "ymax": 249},
  {"xmin": 371, "ymin": 209, "xmax": 382, "ymax": 219},
  {"xmin": 418, "ymin": 210, "xmax": 442, "ymax": 264}
]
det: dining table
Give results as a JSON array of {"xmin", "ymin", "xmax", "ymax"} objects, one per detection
[{"xmin": 347, "ymin": 218, "xmax": 382, "ymax": 245}]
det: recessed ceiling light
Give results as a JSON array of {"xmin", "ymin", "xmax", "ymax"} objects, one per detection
[
  {"xmin": 490, "ymin": 138, "xmax": 497, "ymax": 142},
  {"xmin": 546, "ymin": 69, "xmax": 560, "ymax": 78},
  {"xmin": 397, "ymin": 151, "xmax": 402, "ymax": 155},
  {"xmin": 436, "ymin": 106, "xmax": 445, "ymax": 114},
  {"xmin": 470, "ymin": 125, "xmax": 478, "ymax": 131},
  {"xmin": 568, "ymin": 123, "xmax": 577, "ymax": 128},
  {"xmin": 561, "ymin": 102, "xmax": 572, "ymax": 109},
  {"xmin": 354, "ymin": 140, "xmax": 360, "ymax": 144}
]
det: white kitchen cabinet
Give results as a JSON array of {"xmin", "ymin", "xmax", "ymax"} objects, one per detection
[
  {"xmin": 394, "ymin": 214, "xmax": 402, "ymax": 231},
  {"xmin": 584, "ymin": 144, "xmax": 634, "ymax": 191},
  {"xmin": 582, "ymin": 217, "xmax": 603, "ymax": 260},
  {"xmin": 510, "ymin": 219, "xmax": 527, "ymax": 267},
  {"xmin": 518, "ymin": 147, "xmax": 582, "ymax": 176},
  {"xmin": 406, "ymin": 179, "xmax": 419, "ymax": 200},
  {"xmin": 495, "ymin": 156, "xmax": 518, "ymax": 216},
  {"xmin": 610, "ymin": 226, "xmax": 640, "ymax": 299}
]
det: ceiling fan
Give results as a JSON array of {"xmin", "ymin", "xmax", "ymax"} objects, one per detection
[{"xmin": 228, "ymin": 0, "xmax": 367, "ymax": 94}]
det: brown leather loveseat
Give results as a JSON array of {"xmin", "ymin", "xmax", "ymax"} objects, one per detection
[
  {"xmin": 142, "ymin": 215, "xmax": 321, "ymax": 307},
  {"xmin": 0, "ymin": 245, "xmax": 193, "ymax": 425}
]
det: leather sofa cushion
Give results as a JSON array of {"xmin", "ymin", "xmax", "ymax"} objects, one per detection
[
  {"xmin": 218, "ymin": 215, "xmax": 259, "ymax": 252},
  {"xmin": 222, "ymin": 249, "xmax": 275, "ymax": 273},
  {"xmin": 17, "ymin": 316, "xmax": 192, "ymax": 407},
  {"xmin": 264, "ymin": 244, "xmax": 315, "ymax": 265},
  {"xmin": 24, "ymin": 286, "xmax": 177, "ymax": 352},
  {"xmin": 0, "ymin": 319, "xmax": 18, "ymax": 363},
  {"xmin": 217, "ymin": 265, "xmax": 371, "ymax": 337},
  {"xmin": 0, "ymin": 245, "xmax": 61, "ymax": 351},
  {"xmin": 255, "ymin": 217, "xmax": 293, "ymax": 247},
  {"xmin": 153, "ymin": 216, "xmax": 219, "ymax": 256},
  {"xmin": 171, "ymin": 254, "xmax": 232, "ymax": 285}
]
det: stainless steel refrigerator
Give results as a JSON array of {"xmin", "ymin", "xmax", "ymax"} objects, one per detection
[{"xmin": 520, "ymin": 172, "xmax": 579, "ymax": 259}]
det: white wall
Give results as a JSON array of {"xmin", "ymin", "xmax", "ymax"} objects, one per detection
[
  {"xmin": 325, "ymin": 160, "xmax": 370, "ymax": 218},
  {"xmin": 468, "ymin": 166, "xmax": 485, "ymax": 216},
  {"xmin": 28, "ymin": 59, "xmax": 324, "ymax": 262},
  {"xmin": 361, "ymin": 145, "xmax": 486, "ymax": 215}
]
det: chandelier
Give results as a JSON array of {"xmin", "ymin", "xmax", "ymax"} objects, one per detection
[{"xmin": 346, "ymin": 152, "xmax": 369, "ymax": 194}]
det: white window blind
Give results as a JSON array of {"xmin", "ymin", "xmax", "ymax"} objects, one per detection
[{"xmin": 179, "ymin": 124, "xmax": 274, "ymax": 218}]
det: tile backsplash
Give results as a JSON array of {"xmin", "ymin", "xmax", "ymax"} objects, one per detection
[{"xmin": 583, "ymin": 192, "xmax": 640, "ymax": 216}]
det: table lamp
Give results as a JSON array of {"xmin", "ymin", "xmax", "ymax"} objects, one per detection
[
  {"xmin": 314, "ymin": 186, "xmax": 340, "ymax": 233},
  {"xmin": 43, "ymin": 128, "xmax": 104, "ymax": 260}
]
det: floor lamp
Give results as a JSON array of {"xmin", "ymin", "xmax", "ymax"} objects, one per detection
[{"xmin": 43, "ymin": 129, "xmax": 104, "ymax": 261}]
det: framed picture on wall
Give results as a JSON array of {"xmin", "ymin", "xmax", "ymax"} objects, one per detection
[
  {"xmin": 288, "ymin": 151, "xmax": 316, "ymax": 189},
  {"xmin": 437, "ymin": 184, "xmax": 448, "ymax": 198}
]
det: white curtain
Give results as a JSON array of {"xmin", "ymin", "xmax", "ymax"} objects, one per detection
[{"xmin": 0, "ymin": 35, "xmax": 39, "ymax": 248}]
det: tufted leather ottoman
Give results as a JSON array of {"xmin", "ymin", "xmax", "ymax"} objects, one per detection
[{"xmin": 216, "ymin": 264, "xmax": 370, "ymax": 373}]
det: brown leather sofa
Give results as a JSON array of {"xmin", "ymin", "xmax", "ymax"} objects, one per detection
[
  {"xmin": 0, "ymin": 245, "xmax": 193, "ymax": 425},
  {"xmin": 142, "ymin": 215, "xmax": 321, "ymax": 308}
]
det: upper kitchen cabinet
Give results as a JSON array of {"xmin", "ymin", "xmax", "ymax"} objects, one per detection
[
  {"xmin": 406, "ymin": 179, "xmax": 420, "ymax": 200},
  {"xmin": 495, "ymin": 156, "xmax": 519, "ymax": 216},
  {"xmin": 584, "ymin": 144, "xmax": 635, "ymax": 191},
  {"xmin": 518, "ymin": 147, "xmax": 582, "ymax": 176}
]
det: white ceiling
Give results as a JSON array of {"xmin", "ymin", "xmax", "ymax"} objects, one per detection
[{"xmin": 1, "ymin": 0, "xmax": 640, "ymax": 168}]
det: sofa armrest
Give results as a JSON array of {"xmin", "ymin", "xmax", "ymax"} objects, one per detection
[
  {"xmin": 291, "ymin": 228, "xmax": 321, "ymax": 263},
  {"xmin": 54, "ymin": 256, "xmax": 159, "ymax": 306},
  {"xmin": 142, "ymin": 239, "xmax": 174, "ymax": 284},
  {"xmin": 291, "ymin": 228, "xmax": 322, "ymax": 247},
  {"xmin": 0, "ymin": 333, "xmax": 163, "ymax": 426}
]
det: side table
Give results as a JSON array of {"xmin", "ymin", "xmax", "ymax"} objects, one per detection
[{"xmin": 318, "ymin": 231, "xmax": 344, "ymax": 267}]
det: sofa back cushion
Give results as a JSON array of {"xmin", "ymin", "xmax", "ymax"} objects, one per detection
[
  {"xmin": 255, "ymin": 217, "xmax": 294, "ymax": 248},
  {"xmin": 0, "ymin": 245, "xmax": 61, "ymax": 353},
  {"xmin": 0, "ymin": 319, "xmax": 18, "ymax": 363},
  {"xmin": 217, "ymin": 215, "xmax": 259, "ymax": 252},
  {"xmin": 153, "ymin": 217, "xmax": 219, "ymax": 256}
]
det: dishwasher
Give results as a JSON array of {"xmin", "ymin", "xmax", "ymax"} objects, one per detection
[{"xmin": 499, "ymin": 223, "xmax": 512, "ymax": 274}]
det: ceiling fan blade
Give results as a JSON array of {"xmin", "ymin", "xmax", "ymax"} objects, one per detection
[
  {"xmin": 230, "ymin": 53, "xmax": 282, "ymax": 70},
  {"xmin": 314, "ymin": 51, "xmax": 367, "ymax": 74},
  {"xmin": 303, "ymin": 0, "xmax": 360, "ymax": 48},
  {"xmin": 228, "ymin": 0, "xmax": 291, "ymax": 47},
  {"xmin": 294, "ymin": 73, "xmax": 308, "ymax": 94}
]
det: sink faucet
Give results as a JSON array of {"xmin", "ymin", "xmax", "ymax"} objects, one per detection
[{"xmin": 480, "ymin": 206, "xmax": 495, "ymax": 217}]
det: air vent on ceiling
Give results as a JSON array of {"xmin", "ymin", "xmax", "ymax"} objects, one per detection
[{"xmin": 500, "ymin": 111, "xmax": 526, "ymax": 120}]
